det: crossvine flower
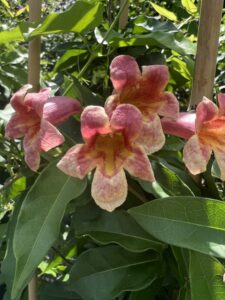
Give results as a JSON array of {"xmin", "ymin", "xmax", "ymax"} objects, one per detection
[
  {"xmin": 163, "ymin": 95, "xmax": 225, "ymax": 180},
  {"xmin": 105, "ymin": 55, "xmax": 179, "ymax": 154},
  {"xmin": 183, "ymin": 96, "xmax": 225, "ymax": 179},
  {"xmin": 161, "ymin": 112, "xmax": 196, "ymax": 140},
  {"xmin": 6, "ymin": 85, "xmax": 82, "ymax": 171},
  {"xmin": 57, "ymin": 104, "xmax": 155, "ymax": 212}
]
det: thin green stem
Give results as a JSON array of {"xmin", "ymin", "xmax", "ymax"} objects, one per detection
[{"xmin": 63, "ymin": 0, "xmax": 129, "ymax": 96}]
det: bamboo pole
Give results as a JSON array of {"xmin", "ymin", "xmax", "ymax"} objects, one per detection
[
  {"xmin": 28, "ymin": 1, "xmax": 42, "ymax": 299},
  {"xmin": 189, "ymin": 0, "xmax": 223, "ymax": 109},
  {"xmin": 119, "ymin": 0, "xmax": 129, "ymax": 29},
  {"xmin": 28, "ymin": 0, "xmax": 42, "ymax": 92}
]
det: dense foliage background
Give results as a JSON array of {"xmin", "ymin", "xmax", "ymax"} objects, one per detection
[{"xmin": 1, "ymin": 1, "xmax": 225, "ymax": 299}]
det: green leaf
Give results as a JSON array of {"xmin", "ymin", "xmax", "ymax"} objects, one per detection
[
  {"xmin": 129, "ymin": 278, "xmax": 162, "ymax": 300},
  {"xmin": 129, "ymin": 196, "xmax": 225, "ymax": 258},
  {"xmin": 38, "ymin": 282, "xmax": 82, "ymax": 300},
  {"xmin": 1, "ymin": 196, "xmax": 24, "ymax": 300},
  {"xmin": 10, "ymin": 162, "xmax": 87, "ymax": 300},
  {"xmin": 181, "ymin": 0, "xmax": 198, "ymax": 15},
  {"xmin": 110, "ymin": 32, "xmax": 196, "ymax": 56},
  {"xmin": 150, "ymin": 2, "xmax": 178, "ymax": 21},
  {"xmin": 54, "ymin": 49, "xmax": 87, "ymax": 72},
  {"xmin": 152, "ymin": 161, "xmax": 194, "ymax": 196},
  {"xmin": 0, "ymin": 27, "xmax": 24, "ymax": 44},
  {"xmin": 67, "ymin": 245, "xmax": 161, "ymax": 300},
  {"xmin": 30, "ymin": 0, "xmax": 104, "ymax": 37},
  {"xmin": 74, "ymin": 201, "xmax": 165, "ymax": 253},
  {"xmin": 190, "ymin": 251, "xmax": 225, "ymax": 299},
  {"xmin": 67, "ymin": 77, "xmax": 104, "ymax": 106}
]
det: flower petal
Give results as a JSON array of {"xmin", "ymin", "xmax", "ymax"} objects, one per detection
[
  {"xmin": 137, "ymin": 115, "xmax": 165, "ymax": 154},
  {"xmin": 23, "ymin": 129, "xmax": 41, "ymax": 171},
  {"xmin": 5, "ymin": 114, "xmax": 28, "ymax": 139},
  {"xmin": 213, "ymin": 148, "xmax": 225, "ymax": 180},
  {"xmin": 110, "ymin": 104, "xmax": 142, "ymax": 141},
  {"xmin": 10, "ymin": 84, "xmax": 32, "ymax": 112},
  {"xmin": 196, "ymin": 97, "xmax": 218, "ymax": 131},
  {"xmin": 142, "ymin": 65, "xmax": 169, "ymax": 94},
  {"xmin": 105, "ymin": 94, "xmax": 119, "ymax": 119},
  {"xmin": 81, "ymin": 106, "xmax": 111, "ymax": 141},
  {"xmin": 183, "ymin": 135, "xmax": 212, "ymax": 175},
  {"xmin": 218, "ymin": 93, "xmax": 225, "ymax": 115},
  {"xmin": 39, "ymin": 120, "xmax": 64, "ymax": 152},
  {"xmin": 43, "ymin": 97, "xmax": 82, "ymax": 124},
  {"xmin": 91, "ymin": 168, "xmax": 127, "ymax": 212},
  {"xmin": 161, "ymin": 112, "xmax": 196, "ymax": 140},
  {"xmin": 158, "ymin": 92, "xmax": 179, "ymax": 119},
  {"xmin": 57, "ymin": 144, "xmax": 97, "ymax": 179},
  {"xmin": 124, "ymin": 146, "xmax": 155, "ymax": 181},
  {"xmin": 24, "ymin": 88, "xmax": 50, "ymax": 117},
  {"xmin": 110, "ymin": 55, "xmax": 141, "ymax": 92}
]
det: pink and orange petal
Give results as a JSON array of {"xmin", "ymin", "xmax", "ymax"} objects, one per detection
[{"xmin": 57, "ymin": 104, "xmax": 155, "ymax": 212}]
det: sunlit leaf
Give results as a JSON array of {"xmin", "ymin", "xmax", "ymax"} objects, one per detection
[
  {"xmin": 181, "ymin": 0, "xmax": 198, "ymax": 15},
  {"xmin": 150, "ymin": 2, "xmax": 177, "ymax": 21},
  {"xmin": 190, "ymin": 251, "xmax": 225, "ymax": 299}
]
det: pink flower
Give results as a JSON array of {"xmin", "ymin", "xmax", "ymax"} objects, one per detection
[
  {"xmin": 57, "ymin": 104, "xmax": 155, "ymax": 212},
  {"xmin": 105, "ymin": 55, "xmax": 179, "ymax": 154},
  {"xmin": 161, "ymin": 112, "xmax": 196, "ymax": 140},
  {"xmin": 6, "ymin": 85, "xmax": 82, "ymax": 171},
  {"xmin": 183, "ymin": 95, "xmax": 225, "ymax": 179}
]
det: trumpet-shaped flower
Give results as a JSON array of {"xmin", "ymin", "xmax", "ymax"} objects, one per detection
[
  {"xmin": 57, "ymin": 104, "xmax": 155, "ymax": 212},
  {"xmin": 181, "ymin": 95, "xmax": 225, "ymax": 179},
  {"xmin": 6, "ymin": 85, "xmax": 82, "ymax": 171},
  {"xmin": 161, "ymin": 112, "xmax": 196, "ymax": 140},
  {"xmin": 105, "ymin": 55, "xmax": 179, "ymax": 154}
]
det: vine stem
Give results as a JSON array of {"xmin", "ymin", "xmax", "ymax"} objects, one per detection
[
  {"xmin": 63, "ymin": 0, "xmax": 130, "ymax": 96},
  {"xmin": 28, "ymin": 0, "xmax": 42, "ymax": 299}
]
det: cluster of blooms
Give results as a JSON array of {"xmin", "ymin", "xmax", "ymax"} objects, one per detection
[{"xmin": 6, "ymin": 55, "xmax": 225, "ymax": 211}]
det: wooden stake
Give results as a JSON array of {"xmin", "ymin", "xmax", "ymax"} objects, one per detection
[
  {"xmin": 28, "ymin": 1, "xmax": 42, "ymax": 299},
  {"xmin": 28, "ymin": 0, "xmax": 42, "ymax": 92},
  {"xmin": 119, "ymin": 0, "xmax": 129, "ymax": 29},
  {"xmin": 189, "ymin": 0, "xmax": 223, "ymax": 108},
  {"xmin": 28, "ymin": 274, "xmax": 37, "ymax": 300}
]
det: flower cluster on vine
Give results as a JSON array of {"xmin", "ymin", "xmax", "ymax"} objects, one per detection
[{"xmin": 6, "ymin": 55, "xmax": 225, "ymax": 211}]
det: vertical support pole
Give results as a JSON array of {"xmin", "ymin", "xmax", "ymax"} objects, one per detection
[
  {"xmin": 28, "ymin": 2, "xmax": 42, "ymax": 299},
  {"xmin": 28, "ymin": 0, "xmax": 42, "ymax": 92},
  {"xmin": 189, "ymin": 0, "xmax": 223, "ymax": 108},
  {"xmin": 119, "ymin": 0, "xmax": 129, "ymax": 29}
]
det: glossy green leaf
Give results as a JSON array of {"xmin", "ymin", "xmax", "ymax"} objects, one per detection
[
  {"xmin": 150, "ymin": 2, "xmax": 177, "ymax": 21},
  {"xmin": 30, "ymin": 0, "xmax": 103, "ymax": 37},
  {"xmin": 10, "ymin": 162, "xmax": 87, "ymax": 300},
  {"xmin": 74, "ymin": 202, "xmax": 165, "ymax": 253},
  {"xmin": 129, "ymin": 196, "xmax": 225, "ymax": 258},
  {"xmin": 190, "ymin": 251, "xmax": 225, "ymax": 299},
  {"xmin": 67, "ymin": 245, "xmax": 160, "ymax": 300}
]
